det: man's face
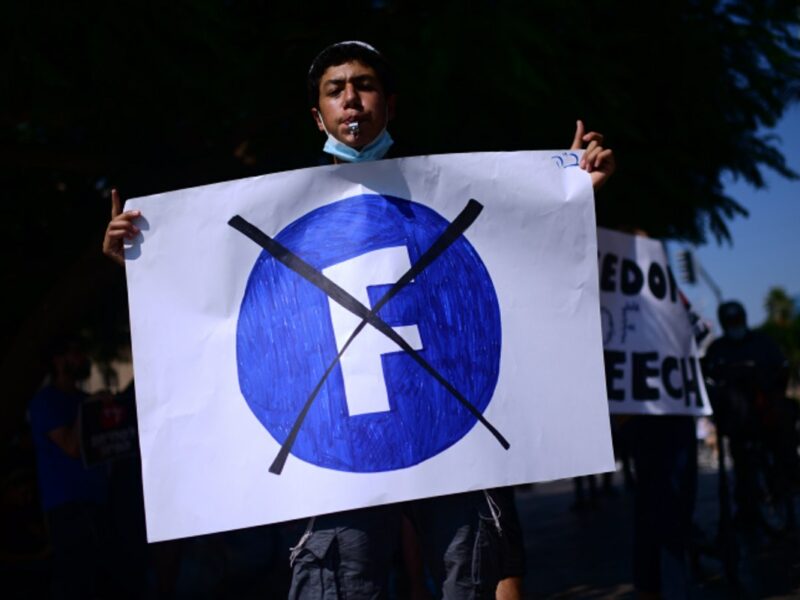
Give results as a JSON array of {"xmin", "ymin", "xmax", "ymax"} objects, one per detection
[
  {"xmin": 55, "ymin": 343, "xmax": 92, "ymax": 381},
  {"xmin": 312, "ymin": 60, "xmax": 395, "ymax": 150}
]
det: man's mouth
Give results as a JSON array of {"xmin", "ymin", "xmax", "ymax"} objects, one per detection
[{"xmin": 345, "ymin": 120, "xmax": 361, "ymax": 137}]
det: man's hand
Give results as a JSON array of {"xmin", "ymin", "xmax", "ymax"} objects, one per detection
[
  {"xmin": 571, "ymin": 120, "xmax": 616, "ymax": 190},
  {"xmin": 102, "ymin": 189, "xmax": 141, "ymax": 267}
]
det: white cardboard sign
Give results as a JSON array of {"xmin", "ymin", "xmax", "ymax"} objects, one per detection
[
  {"xmin": 125, "ymin": 152, "xmax": 616, "ymax": 542},
  {"xmin": 597, "ymin": 228, "xmax": 712, "ymax": 416}
]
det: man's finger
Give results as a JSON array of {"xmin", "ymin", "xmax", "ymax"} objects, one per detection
[
  {"xmin": 582, "ymin": 132, "xmax": 604, "ymax": 145},
  {"xmin": 581, "ymin": 140, "xmax": 600, "ymax": 169},
  {"xmin": 107, "ymin": 217, "xmax": 138, "ymax": 231},
  {"xmin": 111, "ymin": 189, "xmax": 121, "ymax": 219},
  {"xmin": 570, "ymin": 120, "xmax": 584, "ymax": 150},
  {"xmin": 106, "ymin": 225, "xmax": 138, "ymax": 238},
  {"xmin": 595, "ymin": 148, "xmax": 614, "ymax": 168},
  {"xmin": 584, "ymin": 140, "xmax": 600, "ymax": 156}
]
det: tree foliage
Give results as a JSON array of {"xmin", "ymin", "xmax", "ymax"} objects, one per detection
[
  {"xmin": 759, "ymin": 287, "xmax": 800, "ymax": 393},
  {"xmin": 1, "ymin": 0, "xmax": 798, "ymax": 434}
]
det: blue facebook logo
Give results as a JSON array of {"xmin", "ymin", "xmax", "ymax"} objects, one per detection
[{"xmin": 236, "ymin": 194, "xmax": 502, "ymax": 472}]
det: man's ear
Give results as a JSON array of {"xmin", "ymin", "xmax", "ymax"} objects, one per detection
[
  {"xmin": 387, "ymin": 94, "xmax": 397, "ymax": 122},
  {"xmin": 311, "ymin": 108, "xmax": 325, "ymax": 132}
]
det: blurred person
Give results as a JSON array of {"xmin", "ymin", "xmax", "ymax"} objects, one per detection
[
  {"xmin": 626, "ymin": 416, "xmax": 697, "ymax": 600},
  {"xmin": 612, "ymin": 414, "xmax": 636, "ymax": 491},
  {"xmin": 28, "ymin": 334, "xmax": 112, "ymax": 599},
  {"xmin": 571, "ymin": 417, "xmax": 621, "ymax": 512},
  {"xmin": 571, "ymin": 472, "xmax": 615, "ymax": 512},
  {"xmin": 613, "ymin": 235, "xmax": 700, "ymax": 600},
  {"xmin": 103, "ymin": 40, "xmax": 614, "ymax": 599},
  {"xmin": 694, "ymin": 416, "xmax": 717, "ymax": 466},
  {"xmin": 571, "ymin": 474, "xmax": 599, "ymax": 511},
  {"xmin": 703, "ymin": 300, "xmax": 792, "ymax": 535}
]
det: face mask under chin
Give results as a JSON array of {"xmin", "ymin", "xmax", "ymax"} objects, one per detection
[
  {"xmin": 317, "ymin": 111, "xmax": 394, "ymax": 163},
  {"xmin": 322, "ymin": 127, "xmax": 394, "ymax": 163}
]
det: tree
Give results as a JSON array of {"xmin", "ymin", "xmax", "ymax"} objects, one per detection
[
  {"xmin": 760, "ymin": 286, "xmax": 800, "ymax": 392},
  {"xmin": 765, "ymin": 287, "xmax": 796, "ymax": 326},
  {"xmin": 1, "ymin": 1, "xmax": 799, "ymax": 439}
]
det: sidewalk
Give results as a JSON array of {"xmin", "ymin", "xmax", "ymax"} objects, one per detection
[
  {"xmin": 515, "ymin": 456, "xmax": 800, "ymax": 599},
  {"xmin": 146, "ymin": 455, "xmax": 800, "ymax": 599},
  {"xmin": 4, "ymin": 452, "xmax": 800, "ymax": 598}
]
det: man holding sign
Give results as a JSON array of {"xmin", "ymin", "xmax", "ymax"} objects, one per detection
[{"xmin": 104, "ymin": 41, "xmax": 616, "ymax": 599}]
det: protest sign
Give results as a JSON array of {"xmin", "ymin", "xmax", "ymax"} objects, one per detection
[
  {"xmin": 80, "ymin": 388, "xmax": 138, "ymax": 467},
  {"xmin": 125, "ymin": 151, "xmax": 615, "ymax": 541},
  {"xmin": 597, "ymin": 228, "xmax": 711, "ymax": 415}
]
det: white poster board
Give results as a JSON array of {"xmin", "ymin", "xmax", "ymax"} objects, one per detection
[
  {"xmin": 125, "ymin": 151, "xmax": 615, "ymax": 542},
  {"xmin": 597, "ymin": 228, "xmax": 712, "ymax": 415}
]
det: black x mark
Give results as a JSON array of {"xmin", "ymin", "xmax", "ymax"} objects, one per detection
[{"xmin": 229, "ymin": 199, "xmax": 509, "ymax": 475}]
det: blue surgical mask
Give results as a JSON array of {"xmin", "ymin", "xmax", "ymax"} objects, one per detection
[
  {"xmin": 320, "ymin": 111, "xmax": 394, "ymax": 162},
  {"xmin": 322, "ymin": 127, "xmax": 394, "ymax": 163}
]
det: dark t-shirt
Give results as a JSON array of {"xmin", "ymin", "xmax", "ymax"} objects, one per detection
[
  {"xmin": 28, "ymin": 385, "xmax": 108, "ymax": 511},
  {"xmin": 703, "ymin": 330, "xmax": 786, "ymax": 392},
  {"xmin": 703, "ymin": 330, "xmax": 788, "ymax": 435}
]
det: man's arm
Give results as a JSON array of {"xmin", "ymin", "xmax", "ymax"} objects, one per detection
[
  {"xmin": 103, "ymin": 189, "xmax": 142, "ymax": 266},
  {"xmin": 571, "ymin": 120, "xmax": 616, "ymax": 189},
  {"xmin": 47, "ymin": 423, "xmax": 81, "ymax": 459},
  {"xmin": 30, "ymin": 390, "xmax": 83, "ymax": 459}
]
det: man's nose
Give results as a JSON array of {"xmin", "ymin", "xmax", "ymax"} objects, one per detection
[{"xmin": 342, "ymin": 83, "xmax": 362, "ymax": 109}]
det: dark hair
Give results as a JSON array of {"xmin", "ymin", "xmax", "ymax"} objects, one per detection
[
  {"xmin": 717, "ymin": 300, "xmax": 746, "ymax": 328},
  {"xmin": 41, "ymin": 333, "xmax": 86, "ymax": 375},
  {"xmin": 44, "ymin": 334, "xmax": 84, "ymax": 361},
  {"xmin": 307, "ymin": 41, "xmax": 395, "ymax": 108}
]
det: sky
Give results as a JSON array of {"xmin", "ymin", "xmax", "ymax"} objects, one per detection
[{"xmin": 667, "ymin": 102, "xmax": 800, "ymax": 335}]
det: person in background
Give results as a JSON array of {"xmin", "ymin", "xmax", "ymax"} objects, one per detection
[
  {"xmin": 28, "ymin": 334, "xmax": 111, "ymax": 599},
  {"xmin": 614, "ymin": 235, "xmax": 700, "ymax": 600},
  {"xmin": 703, "ymin": 300, "xmax": 792, "ymax": 534}
]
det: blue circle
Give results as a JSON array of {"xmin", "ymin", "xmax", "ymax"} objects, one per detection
[{"xmin": 236, "ymin": 194, "xmax": 501, "ymax": 472}]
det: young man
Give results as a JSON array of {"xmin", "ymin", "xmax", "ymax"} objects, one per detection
[
  {"xmin": 104, "ymin": 41, "xmax": 615, "ymax": 598},
  {"xmin": 104, "ymin": 42, "xmax": 613, "ymax": 257},
  {"xmin": 310, "ymin": 40, "xmax": 396, "ymax": 164}
]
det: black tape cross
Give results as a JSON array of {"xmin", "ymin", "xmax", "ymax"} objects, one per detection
[{"xmin": 229, "ymin": 199, "xmax": 509, "ymax": 475}]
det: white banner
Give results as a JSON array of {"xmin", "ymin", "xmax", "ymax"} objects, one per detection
[
  {"xmin": 597, "ymin": 228, "xmax": 711, "ymax": 416},
  {"xmin": 125, "ymin": 152, "xmax": 615, "ymax": 542}
]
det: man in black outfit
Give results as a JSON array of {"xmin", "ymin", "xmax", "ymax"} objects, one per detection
[{"xmin": 703, "ymin": 300, "xmax": 791, "ymax": 533}]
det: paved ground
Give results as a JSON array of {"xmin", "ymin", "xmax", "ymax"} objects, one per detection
[
  {"xmin": 4, "ymin": 447, "xmax": 800, "ymax": 598},
  {"xmin": 515, "ymin": 450, "xmax": 800, "ymax": 599}
]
